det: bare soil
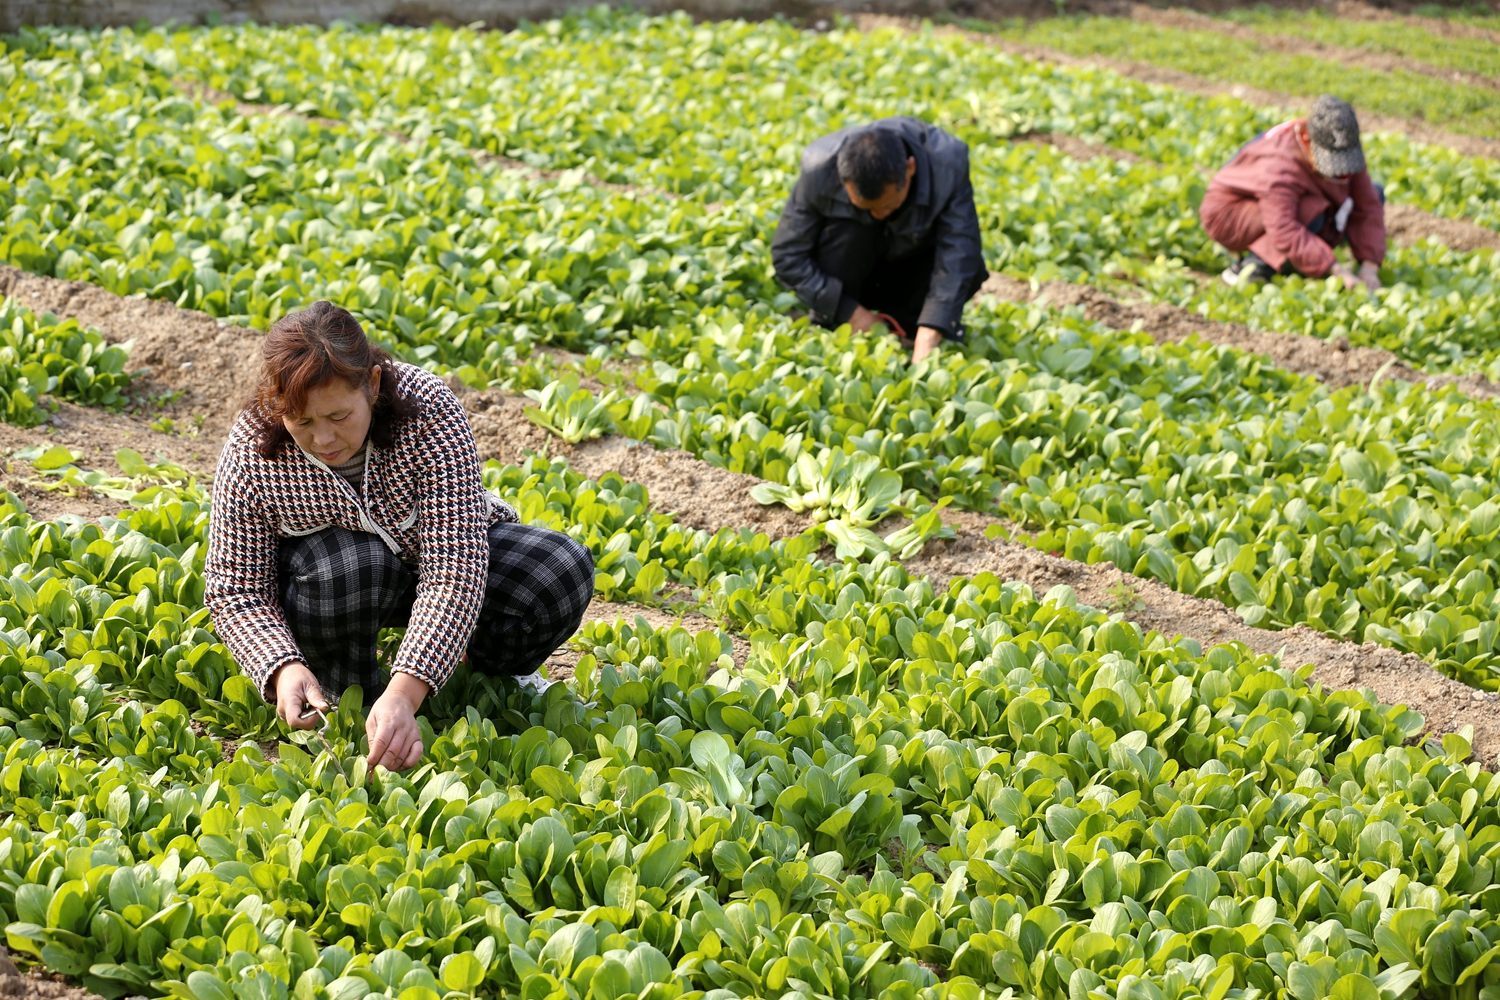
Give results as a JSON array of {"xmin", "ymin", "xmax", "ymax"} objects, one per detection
[
  {"xmin": 1384, "ymin": 201, "xmax": 1500, "ymax": 253},
  {"xmin": 0, "ymin": 950, "xmax": 106, "ymax": 1000},
  {"xmin": 461, "ymin": 390, "xmax": 813, "ymax": 538},
  {"xmin": 861, "ymin": 14, "xmax": 1500, "ymax": 162},
  {"xmin": 0, "ymin": 472, "xmax": 132, "ymax": 523},
  {"xmin": 0, "ymin": 264, "xmax": 260, "ymax": 460},
  {"xmin": 979, "ymin": 271, "xmax": 1500, "ymax": 398},
  {"xmin": 569, "ymin": 437, "xmax": 813, "ymax": 540},
  {"xmin": 1014, "ymin": 132, "xmax": 1144, "ymax": 164}
]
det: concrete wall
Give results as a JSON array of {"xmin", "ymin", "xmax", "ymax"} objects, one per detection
[{"xmin": 0, "ymin": 0, "xmax": 962, "ymax": 31}]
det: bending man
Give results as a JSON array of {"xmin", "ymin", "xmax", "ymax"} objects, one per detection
[
  {"xmin": 772, "ymin": 116, "xmax": 987, "ymax": 363},
  {"xmin": 205, "ymin": 301, "xmax": 594, "ymax": 771},
  {"xmin": 1201, "ymin": 95, "xmax": 1385, "ymax": 291}
]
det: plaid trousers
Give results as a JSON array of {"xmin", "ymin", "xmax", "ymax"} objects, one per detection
[{"xmin": 276, "ymin": 522, "xmax": 594, "ymax": 698}]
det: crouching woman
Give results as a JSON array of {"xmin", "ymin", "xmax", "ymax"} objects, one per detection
[{"xmin": 205, "ymin": 301, "xmax": 594, "ymax": 771}]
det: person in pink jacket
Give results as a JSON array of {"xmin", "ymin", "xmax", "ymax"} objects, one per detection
[{"xmin": 1200, "ymin": 95, "xmax": 1385, "ymax": 291}]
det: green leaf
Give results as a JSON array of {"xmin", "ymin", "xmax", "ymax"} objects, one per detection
[
  {"xmin": 31, "ymin": 446, "xmax": 78, "ymax": 471},
  {"xmin": 440, "ymin": 953, "xmax": 485, "ymax": 992}
]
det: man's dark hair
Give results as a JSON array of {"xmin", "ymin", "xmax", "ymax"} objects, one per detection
[{"xmin": 837, "ymin": 129, "xmax": 909, "ymax": 201}]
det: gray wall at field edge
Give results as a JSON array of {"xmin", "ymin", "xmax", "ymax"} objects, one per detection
[{"xmin": 0, "ymin": 0, "xmax": 961, "ymax": 32}]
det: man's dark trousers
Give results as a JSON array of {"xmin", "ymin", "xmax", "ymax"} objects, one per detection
[{"xmin": 817, "ymin": 219, "xmax": 944, "ymax": 338}]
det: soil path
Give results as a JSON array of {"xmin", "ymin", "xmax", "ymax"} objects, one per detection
[
  {"xmin": 1123, "ymin": 3, "xmax": 1500, "ymax": 93},
  {"xmin": 1384, "ymin": 201, "xmax": 1500, "ymax": 254},
  {"xmin": 978, "ymin": 271, "xmax": 1500, "ymax": 398},
  {"xmin": 489, "ymin": 408, "xmax": 1500, "ymax": 764},
  {"xmin": 857, "ymin": 14, "xmax": 1500, "ymax": 163}
]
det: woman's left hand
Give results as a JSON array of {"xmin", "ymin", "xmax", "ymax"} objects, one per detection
[{"xmin": 366, "ymin": 673, "xmax": 429, "ymax": 771}]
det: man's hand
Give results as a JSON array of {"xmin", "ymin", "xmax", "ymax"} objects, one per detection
[
  {"xmin": 366, "ymin": 672, "xmax": 429, "ymax": 772},
  {"xmin": 1358, "ymin": 260, "xmax": 1382, "ymax": 291},
  {"xmin": 273, "ymin": 661, "xmax": 327, "ymax": 730},
  {"xmin": 912, "ymin": 327, "xmax": 944, "ymax": 363},
  {"xmin": 848, "ymin": 304, "xmax": 877, "ymax": 333},
  {"xmin": 1330, "ymin": 263, "xmax": 1363, "ymax": 291}
]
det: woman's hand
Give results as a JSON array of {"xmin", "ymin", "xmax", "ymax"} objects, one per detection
[
  {"xmin": 1358, "ymin": 261, "xmax": 1382, "ymax": 291},
  {"xmin": 366, "ymin": 672, "xmax": 429, "ymax": 771},
  {"xmin": 1330, "ymin": 263, "xmax": 1363, "ymax": 291},
  {"xmin": 274, "ymin": 661, "xmax": 328, "ymax": 730}
]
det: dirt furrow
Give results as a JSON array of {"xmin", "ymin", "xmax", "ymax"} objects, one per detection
[
  {"xmin": 857, "ymin": 14, "xmax": 1500, "ymax": 164},
  {"xmin": 486, "ymin": 407, "xmax": 1500, "ymax": 765},
  {"xmin": 979, "ymin": 271, "xmax": 1500, "ymax": 399},
  {"xmin": 1384, "ymin": 201, "xmax": 1500, "ymax": 254},
  {"xmin": 0, "ymin": 264, "xmax": 262, "ymax": 445},
  {"xmin": 1124, "ymin": 3, "xmax": 1500, "ymax": 93},
  {"xmin": 1014, "ymin": 132, "xmax": 1145, "ymax": 165}
]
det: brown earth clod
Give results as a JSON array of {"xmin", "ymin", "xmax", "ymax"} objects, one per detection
[
  {"xmin": 1384, "ymin": 201, "xmax": 1500, "ymax": 255},
  {"xmin": 0, "ymin": 947, "xmax": 105, "ymax": 1000}
]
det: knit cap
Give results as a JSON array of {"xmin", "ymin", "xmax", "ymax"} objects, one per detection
[{"xmin": 1307, "ymin": 95, "xmax": 1365, "ymax": 177}]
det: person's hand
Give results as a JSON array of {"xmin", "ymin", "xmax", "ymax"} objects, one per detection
[
  {"xmin": 1330, "ymin": 263, "xmax": 1362, "ymax": 291},
  {"xmin": 1358, "ymin": 260, "xmax": 1382, "ymax": 291},
  {"xmin": 273, "ymin": 661, "xmax": 327, "ymax": 730},
  {"xmin": 365, "ymin": 672, "xmax": 429, "ymax": 771},
  {"xmin": 848, "ymin": 304, "xmax": 877, "ymax": 333},
  {"xmin": 912, "ymin": 326, "xmax": 944, "ymax": 363}
]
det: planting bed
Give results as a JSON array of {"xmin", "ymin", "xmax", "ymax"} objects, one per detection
[{"xmin": 5, "ymin": 11, "xmax": 1500, "ymax": 1000}]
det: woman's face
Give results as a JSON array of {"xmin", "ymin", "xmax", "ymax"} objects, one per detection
[{"xmin": 283, "ymin": 367, "xmax": 381, "ymax": 466}]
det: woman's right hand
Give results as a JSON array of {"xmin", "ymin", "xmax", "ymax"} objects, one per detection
[
  {"xmin": 273, "ymin": 660, "xmax": 328, "ymax": 730},
  {"xmin": 1330, "ymin": 263, "xmax": 1363, "ymax": 291}
]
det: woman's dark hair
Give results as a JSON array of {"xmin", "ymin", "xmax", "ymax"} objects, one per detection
[{"xmin": 250, "ymin": 301, "xmax": 416, "ymax": 458}]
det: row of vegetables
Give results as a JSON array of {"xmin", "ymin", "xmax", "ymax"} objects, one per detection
[
  {"xmin": 0, "ymin": 299, "xmax": 132, "ymax": 425},
  {"xmin": 524, "ymin": 297, "xmax": 1500, "ymax": 691},
  {"xmin": 134, "ymin": 12, "xmax": 1500, "ymax": 228},
  {"xmin": 0, "ymin": 453, "xmax": 1498, "ymax": 1000},
  {"xmin": 114, "ymin": 13, "xmax": 1500, "ymax": 376},
  {"xmin": 4, "ymin": 16, "xmax": 1500, "ymax": 380}
]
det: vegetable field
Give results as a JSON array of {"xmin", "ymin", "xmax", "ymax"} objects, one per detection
[{"xmin": 4, "ymin": 10, "xmax": 1500, "ymax": 1000}]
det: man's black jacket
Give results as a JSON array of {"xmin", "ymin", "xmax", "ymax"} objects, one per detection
[{"xmin": 771, "ymin": 116, "xmax": 986, "ymax": 336}]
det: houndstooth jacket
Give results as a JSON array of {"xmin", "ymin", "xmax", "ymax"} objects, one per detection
[{"xmin": 205, "ymin": 362, "xmax": 517, "ymax": 699}]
